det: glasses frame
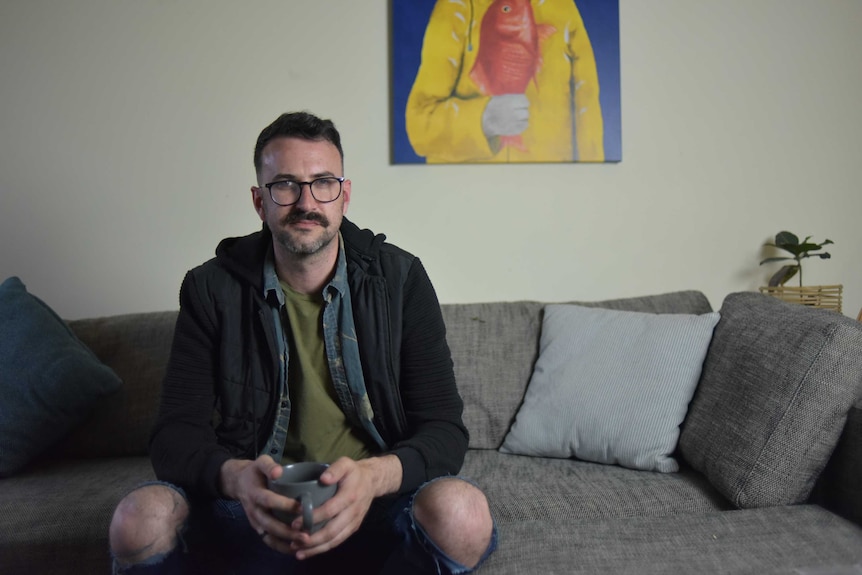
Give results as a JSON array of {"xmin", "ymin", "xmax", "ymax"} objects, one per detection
[{"xmin": 263, "ymin": 176, "xmax": 345, "ymax": 206}]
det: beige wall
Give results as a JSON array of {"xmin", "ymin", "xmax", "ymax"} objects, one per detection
[{"xmin": 1, "ymin": 1, "xmax": 860, "ymax": 320}]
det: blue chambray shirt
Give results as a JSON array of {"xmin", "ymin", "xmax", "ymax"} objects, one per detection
[{"xmin": 259, "ymin": 234, "xmax": 387, "ymax": 462}]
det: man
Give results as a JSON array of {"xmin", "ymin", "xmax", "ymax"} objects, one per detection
[{"xmin": 109, "ymin": 112, "xmax": 496, "ymax": 574}]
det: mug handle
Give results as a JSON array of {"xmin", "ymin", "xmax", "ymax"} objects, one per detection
[{"xmin": 298, "ymin": 492, "xmax": 313, "ymax": 532}]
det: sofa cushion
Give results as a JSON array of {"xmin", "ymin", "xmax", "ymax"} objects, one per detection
[
  {"xmin": 0, "ymin": 277, "xmax": 123, "ymax": 476},
  {"xmin": 680, "ymin": 292, "xmax": 862, "ymax": 508},
  {"xmin": 444, "ymin": 291, "xmax": 714, "ymax": 450},
  {"xmin": 500, "ymin": 305, "xmax": 719, "ymax": 472},
  {"xmin": 463, "ymin": 450, "xmax": 729, "ymax": 524},
  {"xmin": 0, "ymin": 456, "xmax": 155, "ymax": 572},
  {"xmin": 478, "ymin": 506, "xmax": 862, "ymax": 575}
]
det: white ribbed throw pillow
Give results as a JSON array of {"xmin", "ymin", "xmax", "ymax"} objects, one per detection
[{"xmin": 500, "ymin": 304, "xmax": 720, "ymax": 472}]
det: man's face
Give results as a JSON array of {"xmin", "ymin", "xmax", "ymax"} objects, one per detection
[{"xmin": 252, "ymin": 137, "xmax": 350, "ymax": 259}]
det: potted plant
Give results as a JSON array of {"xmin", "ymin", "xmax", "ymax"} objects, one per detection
[{"xmin": 758, "ymin": 231, "xmax": 841, "ymax": 312}]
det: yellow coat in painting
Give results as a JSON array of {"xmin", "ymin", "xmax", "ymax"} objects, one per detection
[{"xmin": 406, "ymin": 0, "xmax": 604, "ymax": 163}]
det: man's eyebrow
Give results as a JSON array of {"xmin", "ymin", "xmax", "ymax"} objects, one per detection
[{"xmin": 269, "ymin": 170, "xmax": 337, "ymax": 182}]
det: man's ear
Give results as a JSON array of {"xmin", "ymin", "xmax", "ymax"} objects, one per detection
[
  {"xmin": 341, "ymin": 179, "xmax": 351, "ymax": 215},
  {"xmin": 251, "ymin": 186, "xmax": 266, "ymax": 221}
]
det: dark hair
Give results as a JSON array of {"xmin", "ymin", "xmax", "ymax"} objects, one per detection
[{"xmin": 253, "ymin": 111, "xmax": 344, "ymax": 175}]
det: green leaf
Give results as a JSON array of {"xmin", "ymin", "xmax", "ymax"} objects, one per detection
[
  {"xmin": 775, "ymin": 231, "xmax": 799, "ymax": 247},
  {"xmin": 797, "ymin": 242, "xmax": 824, "ymax": 252}
]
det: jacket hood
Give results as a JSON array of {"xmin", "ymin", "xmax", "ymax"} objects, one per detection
[
  {"xmin": 214, "ymin": 225, "xmax": 271, "ymax": 291},
  {"xmin": 341, "ymin": 217, "xmax": 387, "ymax": 261}
]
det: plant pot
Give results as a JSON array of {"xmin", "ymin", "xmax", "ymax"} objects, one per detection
[{"xmin": 758, "ymin": 284, "xmax": 842, "ymax": 313}]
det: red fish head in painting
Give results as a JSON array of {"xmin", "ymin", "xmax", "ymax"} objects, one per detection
[{"xmin": 470, "ymin": 0, "xmax": 556, "ymax": 151}]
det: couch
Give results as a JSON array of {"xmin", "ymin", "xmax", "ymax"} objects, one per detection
[{"xmin": 1, "ymin": 288, "xmax": 861, "ymax": 574}]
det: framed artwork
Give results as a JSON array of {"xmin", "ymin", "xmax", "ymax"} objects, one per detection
[{"xmin": 391, "ymin": 0, "xmax": 621, "ymax": 164}]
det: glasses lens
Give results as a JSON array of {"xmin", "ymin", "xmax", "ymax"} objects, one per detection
[
  {"xmin": 270, "ymin": 181, "xmax": 300, "ymax": 205},
  {"xmin": 310, "ymin": 178, "xmax": 342, "ymax": 202}
]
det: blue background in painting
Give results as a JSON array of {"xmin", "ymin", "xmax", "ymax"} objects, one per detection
[{"xmin": 390, "ymin": 0, "xmax": 621, "ymax": 164}]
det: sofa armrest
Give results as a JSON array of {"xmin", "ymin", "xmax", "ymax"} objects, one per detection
[{"xmin": 812, "ymin": 400, "xmax": 862, "ymax": 526}]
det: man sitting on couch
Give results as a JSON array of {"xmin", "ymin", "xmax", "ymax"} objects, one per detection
[{"xmin": 108, "ymin": 111, "xmax": 496, "ymax": 574}]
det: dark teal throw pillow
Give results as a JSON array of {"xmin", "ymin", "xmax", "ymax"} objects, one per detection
[{"xmin": 0, "ymin": 276, "xmax": 122, "ymax": 476}]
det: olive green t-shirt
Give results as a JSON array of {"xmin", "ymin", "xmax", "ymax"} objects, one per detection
[{"xmin": 280, "ymin": 281, "xmax": 372, "ymax": 464}]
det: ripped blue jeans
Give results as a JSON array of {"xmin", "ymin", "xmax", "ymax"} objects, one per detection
[{"xmin": 113, "ymin": 476, "xmax": 497, "ymax": 575}]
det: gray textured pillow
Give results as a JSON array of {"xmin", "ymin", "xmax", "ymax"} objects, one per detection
[
  {"xmin": 0, "ymin": 276, "xmax": 123, "ymax": 476},
  {"xmin": 500, "ymin": 304, "xmax": 720, "ymax": 472},
  {"xmin": 679, "ymin": 292, "xmax": 862, "ymax": 508}
]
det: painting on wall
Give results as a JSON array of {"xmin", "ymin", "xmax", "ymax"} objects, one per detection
[{"xmin": 391, "ymin": 0, "xmax": 621, "ymax": 164}]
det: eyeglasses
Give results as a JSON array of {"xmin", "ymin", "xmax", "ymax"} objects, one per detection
[{"xmin": 264, "ymin": 177, "xmax": 345, "ymax": 206}]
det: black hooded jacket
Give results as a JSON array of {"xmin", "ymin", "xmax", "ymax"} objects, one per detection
[{"xmin": 149, "ymin": 218, "xmax": 467, "ymax": 498}]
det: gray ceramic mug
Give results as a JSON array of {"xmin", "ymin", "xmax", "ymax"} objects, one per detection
[{"xmin": 267, "ymin": 462, "xmax": 338, "ymax": 533}]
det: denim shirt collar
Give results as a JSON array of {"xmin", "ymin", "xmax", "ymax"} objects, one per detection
[{"xmin": 262, "ymin": 233, "xmax": 348, "ymax": 305}]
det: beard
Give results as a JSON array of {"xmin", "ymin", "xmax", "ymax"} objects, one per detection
[{"xmin": 271, "ymin": 210, "xmax": 337, "ymax": 257}]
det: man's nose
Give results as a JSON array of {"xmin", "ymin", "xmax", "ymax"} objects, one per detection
[{"xmin": 294, "ymin": 182, "xmax": 319, "ymax": 210}]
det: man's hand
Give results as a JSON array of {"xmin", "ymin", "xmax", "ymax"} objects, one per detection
[
  {"xmin": 219, "ymin": 456, "xmax": 298, "ymax": 540},
  {"xmin": 267, "ymin": 455, "xmax": 403, "ymax": 560},
  {"xmin": 482, "ymin": 94, "xmax": 530, "ymax": 138}
]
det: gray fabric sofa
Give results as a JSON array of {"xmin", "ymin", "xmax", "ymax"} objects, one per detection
[{"xmin": 1, "ymin": 290, "xmax": 861, "ymax": 574}]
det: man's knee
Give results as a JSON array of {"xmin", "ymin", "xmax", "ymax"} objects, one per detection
[
  {"xmin": 109, "ymin": 484, "xmax": 189, "ymax": 565},
  {"xmin": 412, "ymin": 478, "xmax": 494, "ymax": 567}
]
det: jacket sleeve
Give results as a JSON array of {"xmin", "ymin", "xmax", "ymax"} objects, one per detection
[
  {"xmin": 389, "ymin": 258, "xmax": 469, "ymax": 492},
  {"xmin": 149, "ymin": 270, "xmax": 233, "ymax": 498},
  {"xmin": 404, "ymin": 1, "xmax": 495, "ymax": 163}
]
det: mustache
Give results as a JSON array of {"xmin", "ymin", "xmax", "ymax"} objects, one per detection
[{"xmin": 283, "ymin": 210, "xmax": 330, "ymax": 227}]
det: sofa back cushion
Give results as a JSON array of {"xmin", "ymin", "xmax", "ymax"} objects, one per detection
[
  {"xmin": 55, "ymin": 311, "xmax": 178, "ymax": 458},
  {"xmin": 680, "ymin": 292, "xmax": 862, "ymax": 508},
  {"xmin": 444, "ymin": 291, "xmax": 714, "ymax": 449},
  {"xmin": 442, "ymin": 301, "xmax": 546, "ymax": 450},
  {"xmin": 55, "ymin": 291, "xmax": 714, "ymax": 457}
]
